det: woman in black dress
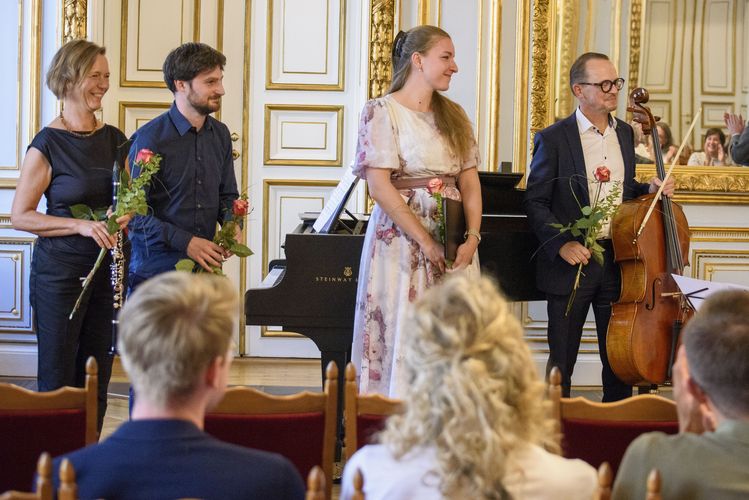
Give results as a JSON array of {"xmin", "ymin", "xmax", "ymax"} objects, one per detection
[{"xmin": 11, "ymin": 40, "xmax": 130, "ymax": 431}]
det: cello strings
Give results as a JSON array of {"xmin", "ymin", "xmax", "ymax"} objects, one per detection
[{"xmin": 635, "ymin": 109, "xmax": 702, "ymax": 239}]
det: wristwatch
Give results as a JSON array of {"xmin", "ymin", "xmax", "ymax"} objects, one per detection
[{"xmin": 464, "ymin": 229, "xmax": 481, "ymax": 243}]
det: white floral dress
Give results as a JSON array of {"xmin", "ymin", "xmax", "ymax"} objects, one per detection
[{"xmin": 351, "ymin": 94, "xmax": 481, "ymax": 397}]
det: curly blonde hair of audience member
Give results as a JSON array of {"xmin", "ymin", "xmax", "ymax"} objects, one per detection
[
  {"xmin": 46, "ymin": 39, "xmax": 106, "ymax": 99},
  {"xmin": 388, "ymin": 25, "xmax": 474, "ymax": 162},
  {"xmin": 118, "ymin": 272, "xmax": 236, "ymax": 406},
  {"xmin": 379, "ymin": 273, "xmax": 558, "ymax": 499}
]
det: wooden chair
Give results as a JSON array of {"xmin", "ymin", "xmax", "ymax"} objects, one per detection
[
  {"xmin": 646, "ymin": 469, "xmax": 662, "ymax": 500},
  {"xmin": 593, "ymin": 462, "xmax": 612, "ymax": 500},
  {"xmin": 205, "ymin": 361, "xmax": 338, "ymax": 500},
  {"xmin": 305, "ymin": 466, "xmax": 325, "ymax": 500},
  {"xmin": 0, "ymin": 358, "xmax": 97, "ymax": 493},
  {"xmin": 350, "ymin": 468, "xmax": 365, "ymax": 500},
  {"xmin": 549, "ymin": 366, "xmax": 678, "ymax": 477},
  {"xmin": 0, "ymin": 455, "xmax": 79, "ymax": 500},
  {"xmin": 0, "ymin": 453, "xmax": 52, "ymax": 500},
  {"xmin": 343, "ymin": 363, "xmax": 404, "ymax": 461}
]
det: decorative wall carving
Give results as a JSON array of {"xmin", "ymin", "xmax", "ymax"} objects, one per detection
[
  {"xmin": 529, "ymin": 0, "xmax": 552, "ymax": 138},
  {"xmin": 63, "ymin": 0, "xmax": 87, "ymax": 42},
  {"xmin": 368, "ymin": 0, "xmax": 396, "ymax": 99},
  {"xmin": 627, "ymin": 0, "xmax": 642, "ymax": 89}
]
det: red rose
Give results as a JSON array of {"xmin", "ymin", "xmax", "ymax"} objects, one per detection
[
  {"xmin": 426, "ymin": 177, "xmax": 445, "ymax": 194},
  {"xmin": 135, "ymin": 148, "xmax": 155, "ymax": 164},
  {"xmin": 233, "ymin": 198, "xmax": 249, "ymax": 216},
  {"xmin": 594, "ymin": 166, "xmax": 611, "ymax": 183}
]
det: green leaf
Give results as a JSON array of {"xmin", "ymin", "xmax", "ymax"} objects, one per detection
[
  {"xmin": 70, "ymin": 204, "xmax": 94, "ymax": 220},
  {"xmin": 92, "ymin": 207, "xmax": 109, "ymax": 221},
  {"xmin": 592, "ymin": 250, "xmax": 604, "ymax": 266},
  {"xmin": 119, "ymin": 168, "xmax": 131, "ymax": 186},
  {"xmin": 549, "ymin": 223, "xmax": 564, "ymax": 229},
  {"xmin": 571, "ymin": 228, "xmax": 582, "ymax": 237},
  {"xmin": 175, "ymin": 259, "xmax": 197, "ymax": 272},
  {"xmin": 107, "ymin": 217, "xmax": 119, "ymax": 235},
  {"xmin": 581, "ymin": 206, "xmax": 593, "ymax": 216},
  {"xmin": 230, "ymin": 242, "xmax": 253, "ymax": 257},
  {"xmin": 591, "ymin": 242, "xmax": 605, "ymax": 254}
]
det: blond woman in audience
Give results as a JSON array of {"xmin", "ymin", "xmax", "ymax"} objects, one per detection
[{"xmin": 341, "ymin": 273, "xmax": 596, "ymax": 500}]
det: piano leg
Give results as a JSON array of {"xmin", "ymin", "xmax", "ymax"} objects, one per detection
[{"xmin": 305, "ymin": 328, "xmax": 352, "ymax": 465}]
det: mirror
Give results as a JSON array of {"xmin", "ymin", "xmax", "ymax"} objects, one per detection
[{"xmin": 534, "ymin": 0, "xmax": 749, "ymax": 202}]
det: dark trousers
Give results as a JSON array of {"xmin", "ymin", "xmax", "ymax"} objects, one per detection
[
  {"xmin": 545, "ymin": 240, "xmax": 631, "ymax": 402},
  {"xmin": 30, "ymin": 246, "xmax": 114, "ymax": 432}
]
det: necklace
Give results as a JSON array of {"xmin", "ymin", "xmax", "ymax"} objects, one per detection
[{"xmin": 59, "ymin": 112, "xmax": 98, "ymax": 137}]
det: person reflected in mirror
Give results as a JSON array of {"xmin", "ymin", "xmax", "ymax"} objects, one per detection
[
  {"xmin": 647, "ymin": 122, "xmax": 679, "ymax": 165},
  {"xmin": 724, "ymin": 112, "xmax": 749, "ymax": 166},
  {"xmin": 687, "ymin": 128, "xmax": 728, "ymax": 166}
]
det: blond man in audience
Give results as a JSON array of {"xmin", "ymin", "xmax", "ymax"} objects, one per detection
[
  {"xmin": 613, "ymin": 289, "xmax": 749, "ymax": 499},
  {"xmin": 342, "ymin": 273, "xmax": 596, "ymax": 499},
  {"xmin": 50, "ymin": 272, "xmax": 305, "ymax": 500}
]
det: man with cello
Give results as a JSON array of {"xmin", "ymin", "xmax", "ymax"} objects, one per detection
[{"xmin": 523, "ymin": 52, "xmax": 675, "ymax": 401}]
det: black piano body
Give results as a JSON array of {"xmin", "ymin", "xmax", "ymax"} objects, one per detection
[{"xmin": 245, "ymin": 173, "xmax": 543, "ymax": 392}]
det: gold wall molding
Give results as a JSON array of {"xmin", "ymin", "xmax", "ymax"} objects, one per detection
[
  {"xmin": 63, "ymin": 0, "xmax": 87, "ymax": 42},
  {"xmin": 554, "ymin": 0, "xmax": 579, "ymax": 119},
  {"xmin": 238, "ymin": 0, "xmax": 252, "ymax": 355},
  {"xmin": 635, "ymin": 165, "xmax": 749, "ymax": 204},
  {"xmin": 368, "ymin": 0, "xmax": 396, "ymax": 99},
  {"xmin": 513, "ymin": 0, "xmax": 530, "ymax": 178},
  {"xmin": 265, "ymin": 0, "xmax": 346, "ymax": 90},
  {"xmin": 690, "ymin": 226, "xmax": 749, "ymax": 242},
  {"xmin": 529, "ymin": 0, "xmax": 552, "ymax": 141},
  {"xmin": 691, "ymin": 248, "xmax": 749, "ymax": 279},
  {"xmin": 486, "ymin": 0, "xmax": 502, "ymax": 172},
  {"xmin": 117, "ymin": 101, "xmax": 171, "ymax": 134},
  {"xmin": 30, "ymin": 0, "xmax": 42, "ymax": 137},
  {"xmin": 263, "ymin": 104, "xmax": 344, "ymax": 166}
]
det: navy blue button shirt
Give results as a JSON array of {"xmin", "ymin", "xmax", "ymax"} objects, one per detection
[{"xmin": 128, "ymin": 103, "xmax": 238, "ymax": 280}]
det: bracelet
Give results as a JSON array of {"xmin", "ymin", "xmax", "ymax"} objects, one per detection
[{"xmin": 464, "ymin": 229, "xmax": 481, "ymax": 243}]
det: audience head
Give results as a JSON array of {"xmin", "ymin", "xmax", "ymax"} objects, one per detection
[
  {"xmin": 682, "ymin": 289, "xmax": 749, "ymax": 419},
  {"xmin": 46, "ymin": 39, "xmax": 107, "ymax": 100},
  {"xmin": 703, "ymin": 127, "xmax": 726, "ymax": 155},
  {"xmin": 380, "ymin": 273, "xmax": 556, "ymax": 498},
  {"xmin": 118, "ymin": 272, "xmax": 237, "ymax": 408},
  {"xmin": 656, "ymin": 122, "xmax": 674, "ymax": 149},
  {"xmin": 162, "ymin": 42, "xmax": 226, "ymax": 93}
]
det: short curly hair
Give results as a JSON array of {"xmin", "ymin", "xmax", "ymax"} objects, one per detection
[
  {"xmin": 162, "ymin": 42, "xmax": 226, "ymax": 93},
  {"xmin": 379, "ymin": 273, "xmax": 558, "ymax": 499}
]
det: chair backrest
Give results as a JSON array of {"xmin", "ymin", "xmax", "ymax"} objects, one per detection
[
  {"xmin": 646, "ymin": 468, "xmax": 662, "ymax": 500},
  {"xmin": 343, "ymin": 363, "xmax": 404, "ymax": 461},
  {"xmin": 0, "ymin": 358, "xmax": 97, "ymax": 493},
  {"xmin": 548, "ymin": 367, "xmax": 678, "ymax": 477},
  {"xmin": 0, "ymin": 453, "xmax": 52, "ymax": 500},
  {"xmin": 305, "ymin": 466, "xmax": 325, "ymax": 500},
  {"xmin": 57, "ymin": 459, "xmax": 77, "ymax": 500},
  {"xmin": 204, "ymin": 361, "xmax": 338, "ymax": 500},
  {"xmin": 350, "ymin": 468, "xmax": 365, "ymax": 500},
  {"xmin": 593, "ymin": 462, "xmax": 612, "ymax": 500}
]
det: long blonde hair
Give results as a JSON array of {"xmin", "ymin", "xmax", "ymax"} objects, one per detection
[
  {"xmin": 388, "ymin": 25, "xmax": 474, "ymax": 161},
  {"xmin": 379, "ymin": 274, "xmax": 558, "ymax": 499}
]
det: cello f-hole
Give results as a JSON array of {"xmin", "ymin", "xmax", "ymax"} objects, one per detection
[{"xmin": 645, "ymin": 278, "xmax": 662, "ymax": 311}]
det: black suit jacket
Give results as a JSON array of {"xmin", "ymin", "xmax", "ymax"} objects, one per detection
[{"xmin": 522, "ymin": 112, "xmax": 650, "ymax": 295}]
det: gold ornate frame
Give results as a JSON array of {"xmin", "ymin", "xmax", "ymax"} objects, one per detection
[{"xmin": 529, "ymin": 0, "xmax": 749, "ymax": 204}]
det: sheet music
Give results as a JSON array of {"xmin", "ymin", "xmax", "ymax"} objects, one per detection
[
  {"xmin": 671, "ymin": 274, "xmax": 749, "ymax": 310},
  {"xmin": 258, "ymin": 266, "xmax": 285, "ymax": 289},
  {"xmin": 312, "ymin": 167, "xmax": 360, "ymax": 233}
]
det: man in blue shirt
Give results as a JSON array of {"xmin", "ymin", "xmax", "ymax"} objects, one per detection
[
  {"xmin": 128, "ymin": 42, "xmax": 238, "ymax": 290},
  {"xmin": 52, "ymin": 272, "xmax": 306, "ymax": 500}
]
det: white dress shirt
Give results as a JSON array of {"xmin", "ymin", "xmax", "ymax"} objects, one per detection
[{"xmin": 575, "ymin": 107, "xmax": 625, "ymax": 238}]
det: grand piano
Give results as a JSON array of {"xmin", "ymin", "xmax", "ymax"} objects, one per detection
[{"xmin": 245, "ymin": 172, "xmax": 543, "ymax": 392}]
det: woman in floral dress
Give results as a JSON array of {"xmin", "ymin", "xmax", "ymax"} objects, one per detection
[{"xmin": 351, "ymin": 25, "xmax": 482, "ymax": 397}]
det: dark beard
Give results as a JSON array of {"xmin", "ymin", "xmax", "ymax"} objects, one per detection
[{"xmin": 189, "ymin": 99, "xmax": 220, "ymax": 116}]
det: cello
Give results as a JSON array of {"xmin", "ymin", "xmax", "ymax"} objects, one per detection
[{"xmin": 606, "ymin": 87, "xmax": 693, "ymax": 386}]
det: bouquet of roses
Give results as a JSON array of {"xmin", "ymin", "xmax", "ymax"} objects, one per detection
[
  {"xmin": 176, "ymin": 194, "xmax": 253, "ymax": 275},
  {"xmin": 68, "ymin": 148, "xmax": 162, "ymax": 319},
  {"xmin": 549, "ymin": 166, "xmax": 621, "ymax": 315}
]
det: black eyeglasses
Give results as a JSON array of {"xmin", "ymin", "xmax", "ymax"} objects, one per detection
[{"xmin": 577, "ymin": 78, "xmax": 625, "ymax": 93}]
